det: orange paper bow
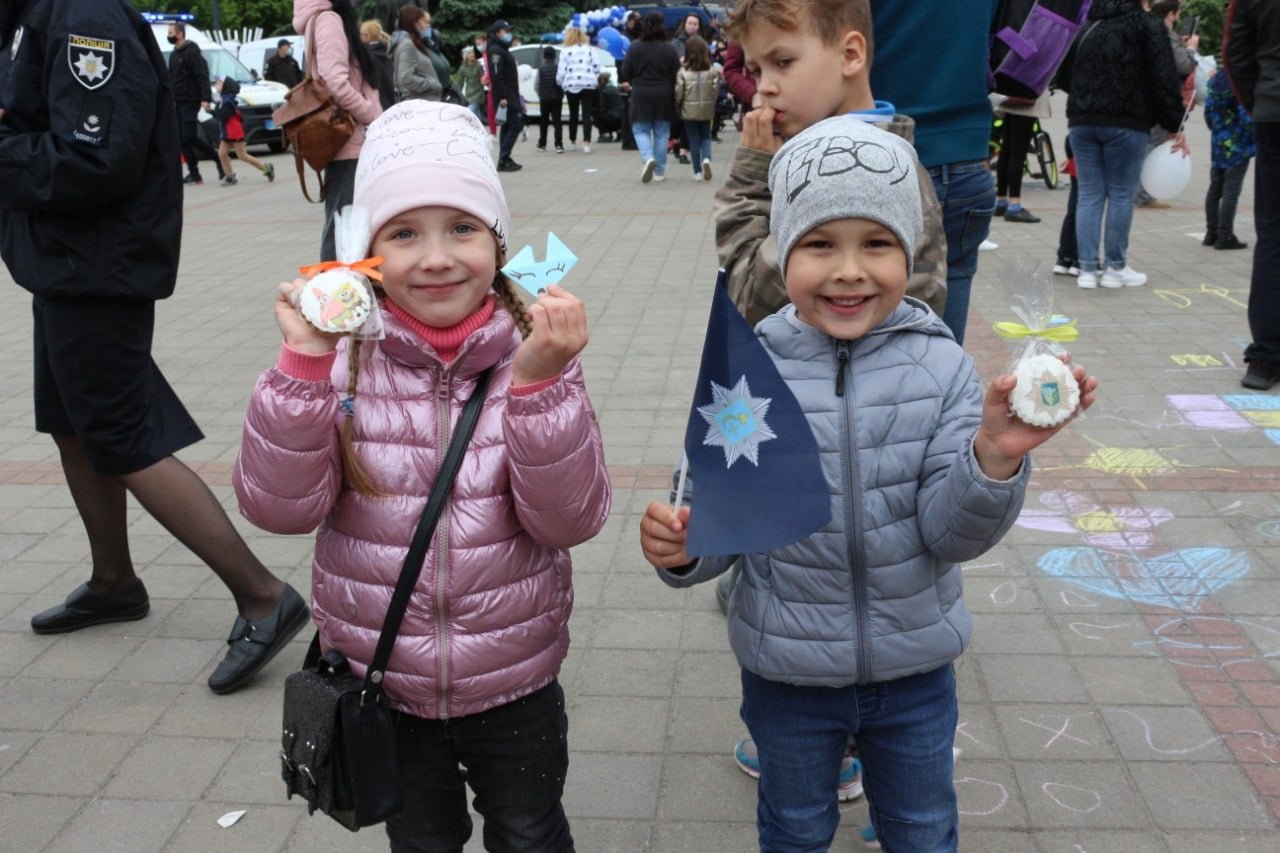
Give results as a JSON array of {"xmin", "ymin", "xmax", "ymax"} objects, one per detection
[{"xmin": 298, "ymin": 256, "xmax": 385, "ymax": 282}]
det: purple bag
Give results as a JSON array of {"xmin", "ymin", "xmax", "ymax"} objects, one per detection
[{"xmin": 992, "ymin": 0, "xmax": 1092, "ymax": 100}]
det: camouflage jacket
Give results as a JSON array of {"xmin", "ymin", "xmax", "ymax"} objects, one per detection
[{"xmin": 715, "ymin": 113, "xmax": 947, "ymax": 327}]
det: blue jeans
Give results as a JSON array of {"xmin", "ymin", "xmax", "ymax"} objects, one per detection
[
  {"xmin": 1247, "ymin": 122, "xmax": 1280, "ymax": 367},
  {"xmin": 631, "ymin": 119, "xmax": 670, "ymax": 175},
  {"xmin": 385, "ymin": 681, "xmax": 574, "ymax": 852},
  {"xmin": 468, "ymin": 102, "xmax": 486, "ymax": 124},
  {"xmin": 928, "ymin": 161, "xmax": 995, "ymax": 346},
  {"xmin": 685, "ymin": 119, "xmax": 711, "ymax": 173},
  {"xmin": 1069, "ymin": 125, "xmax": 1149, "ymax": 273},
  {"xmin": 741, "ymin": 666, "xmax": 959, "ymax": 853}
]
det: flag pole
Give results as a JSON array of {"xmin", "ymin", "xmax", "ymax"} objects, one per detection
[{"xmin": 673, "ymin": 452, "xmax": 689, "ymax": 511}]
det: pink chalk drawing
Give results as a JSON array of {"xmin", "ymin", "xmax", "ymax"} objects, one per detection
[{"xmin": 1016, "ymin": 492, "xmax": 1250, "ymax": 611}]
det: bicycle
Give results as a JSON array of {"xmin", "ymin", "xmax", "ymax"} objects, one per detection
[{"xmin": 989, "ymin": 114, "xmax": 1059, "ymax": 190}]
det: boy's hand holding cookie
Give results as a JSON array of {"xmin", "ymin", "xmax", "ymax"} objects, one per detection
[
  {"xmin": 275, "ymin": 278, "xmax": 340, "ymax": 355},
  {"xmin": 511, "ymin": 285, "xmax": 589, "ymax": 387},
  {"xmin": 641, "ymin": 501, "xmax": 693, "ymax": 570},
  {"xmin": 974, "ymin": 361, "xmax": 1098, "ymax": 481}
]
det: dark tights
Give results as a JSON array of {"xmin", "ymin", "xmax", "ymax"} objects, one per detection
[
  {"xmin": 54, "ymin": 434, "xmax": 283, "ymax": 619},
  {"xmin": 996, "ymin": 113, "xmax": 1036, "ymax": 200}
]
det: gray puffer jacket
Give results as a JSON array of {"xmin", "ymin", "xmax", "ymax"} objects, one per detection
[{"xmin": 657, "ymin": 299, "xmax": 1030, "ymax": 686}]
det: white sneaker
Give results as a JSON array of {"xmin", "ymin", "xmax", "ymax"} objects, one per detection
[
  {"xmin": 1101, "ymin": 265, "xmax": 1147, "ymax": 288},
  {"xmin": 1052, "ymin": 262, "xmax": 1081, "ymax": 276},
  {"xmin": 978, "ymin": 239, "xmax": 999, "ymax": 252},
  {"xmin": 1077, "ymin": 271, "xmax": 1099, "ymax": 289},
  {"xmin": 652, "ymin": 173, "xmax": 666, "ymax": 183},
  {"xmin": 690, "ymin": 172, "xmax": 703, "ymax": 181},
  {"xmin": 582, "ymin": 143, "xmax": 591, "ymax": 153},
  {"xmin": 564, "ymin": 142, "xmax": 577, "ymax": 151},
  {"xmin": 641, "ymin": 158, "xmax": 656, "ymax": 183},
  {"xmin": 702, "ymin": 159, "xmax": 713, "ymax": 181}
]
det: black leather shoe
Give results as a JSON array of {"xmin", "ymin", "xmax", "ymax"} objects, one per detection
[
  {"xmin": 31, "ymin": 579, "xmax": 149, "ymax": 634},
  {"xmin": 1215, "ymin": 235, "xmax": 1248, "ymax": 250},
  {"xmin": 207, "ymin": 584, "xmax": 310, "ymax": 695},
  {"xmin": 1242, "ymin": 362, "xmax": 1279, "ymax": 391}
]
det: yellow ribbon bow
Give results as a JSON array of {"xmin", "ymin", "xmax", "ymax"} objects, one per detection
[
  {"xmin": 298, "ymin": 256, "xmax": 385, "ymax": 282},
  {"xmin": 991, "ymin": 319, "xmax": 1079, "ymax": 342}
]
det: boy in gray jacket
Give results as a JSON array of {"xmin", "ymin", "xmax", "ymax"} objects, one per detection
[{"xmin": 641, "ymin": 116, "xmax": 1098, "ymax": 852}]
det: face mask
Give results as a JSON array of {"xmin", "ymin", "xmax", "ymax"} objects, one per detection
[
  {"xmin": 420, "ymin": 26, "xmax": 432, "ymax": 39},
  {"xmin": 500, "ymin": 33, "xmax": 513, "ymax": 45},
  {"xmin": 167, "ymin": 35, "xmax": 178, "ymax": 45}
]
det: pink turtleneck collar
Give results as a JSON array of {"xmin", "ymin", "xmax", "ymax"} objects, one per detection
[{"xmin": 383, "ymin": 295, "xmax": 496, "ymax": 363}]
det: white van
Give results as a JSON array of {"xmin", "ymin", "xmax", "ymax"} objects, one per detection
[
  {"xmin": 146, "ymin": 17, "xmax": 288, "ymax": 151},
  {"xmin": 237, "ymin": 35, "xmax": 307, "ymax": 84}
]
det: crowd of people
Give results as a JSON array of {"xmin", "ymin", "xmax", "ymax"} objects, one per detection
[{"xmin": 0, "ymin": 0, "xmax": 1274, "ymax": 851}]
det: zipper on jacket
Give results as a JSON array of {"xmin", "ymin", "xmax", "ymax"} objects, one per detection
[
  {"xmin": 835, "ymin": 341, "xmax": 850, "ymax": 397},
  {"xmin": 434, "ymin": 370, "xmax": 454, "ymax": 718},
  {"xmin": 835, "ymin": 340, "xmax": 871, "ymax": 684}
]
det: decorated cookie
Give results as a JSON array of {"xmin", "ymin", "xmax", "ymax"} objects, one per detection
[
  {"xmin": 1010, "ymin": 353, "xmax": 1080, "ymax": 427},
  {"xmin": 298, "ymin": 269, "xmax": 372, "ymax": 334}
]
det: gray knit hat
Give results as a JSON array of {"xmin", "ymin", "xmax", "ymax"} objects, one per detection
[{"xmin": 768, "ymin": 115, "xmax": 923, "ymax": 277}]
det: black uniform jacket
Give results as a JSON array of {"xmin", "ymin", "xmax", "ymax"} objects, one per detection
[{"xmin": 0, "ymin": 0, "xmax": 182, "ymax": 300}]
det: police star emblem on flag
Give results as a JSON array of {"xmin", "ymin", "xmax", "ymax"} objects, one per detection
[
  {"xmin": 677, "ymin": 271, "xmax": 830, "ymax": 558},
  {"xmin": 68, "ymin": 34, "xmax": 115, "ymax": 90}
]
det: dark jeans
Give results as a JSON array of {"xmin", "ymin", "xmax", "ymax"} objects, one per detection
[
  {"xmin": 320, "ymin": 158, "xmax": 358, "ymax": 262},
  {"xmin": 995, "ymin": 113, "xmax": 1035, "ymax": 199},
  {"xmin": 176, "ymin": 101, "xmax": 222, "ymax": 179},
  {"xmin": 928, "ymin": 161, "xmax": 996, "ymax": 346},
  {"xmin": 1205, "ymin": 162, "xmax": 1250, "ymax": 242},
  {"xmin": 685, "ymin": 119, "xmax": 711, "ymax": 173},
  {"xmin": 1247, "ymin": 122, "xmax": 1280, "ymax": 367},
  {"xmin": 498, "ymin": 107, "xmax": 525, "ymax": 164},
  {"xmin": 594, "ymin": 113, "xmax": 622, "ymax": 136},
  {"xmin": 566, "ymin": 89, "xmax": 595, "ymax": 143},
  {"xmin": 741, "ymin": 665, "xmax": 959, "ymax": 853},
  {"xmin": 539, "ymin": 98, "xmax": 564, "ymax": 149},
  {"xmin": 385, "ymin": 681, "xmax": 574, "ymax": 853},
  {"xmin": 1058, "ymin": 176, "xmax": 1079, "ymax": 262}
]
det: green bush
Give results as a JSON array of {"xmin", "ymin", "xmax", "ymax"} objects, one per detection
[{"xmin": 1182, "ymin": 0, "xmax": 1227, "ymax": 61}]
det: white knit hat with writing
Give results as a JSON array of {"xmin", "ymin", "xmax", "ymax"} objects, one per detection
[{"xmin": 354, "ymin": 101, "xmax": 510, "ymax": 255}]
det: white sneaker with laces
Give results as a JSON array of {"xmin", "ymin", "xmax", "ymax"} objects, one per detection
[
  {"xmin": 1101, "ymin": 266, "xmax": 1147, "ymax": 288},
  {"xmin": 583, "ymin": 143, "xmax": 591, "ymax": 153},
  {"xmin": 702, "ymin": 159, "xmax": 713, "ymax": 181},
  {"xmin": 1077, "ymin": 271, "xmax": 1099, "ymax": 289},
  {"xmin": 1052, "ymin": 262, "xmax": 1081, "ymax": 276},
  {"xmin": 978, "ymin": 239, "xmax": 999, "ymax": 252},
  {"xmin": 641, "ymin": 158, "xmax": 656, "ymax": 183},
  {"xmin": 652, "ymin": 174, "xmax": 666, "ymax": 183}
]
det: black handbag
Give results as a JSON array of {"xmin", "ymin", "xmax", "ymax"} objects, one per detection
[{"xmin": 280, "ymin": 367, "xmax": 493, "ymax": 831}]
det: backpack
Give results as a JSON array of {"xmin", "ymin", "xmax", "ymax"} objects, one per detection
[{"xmin": 990, "ymin": 0, "xmax": 1092, "ymax": 99}]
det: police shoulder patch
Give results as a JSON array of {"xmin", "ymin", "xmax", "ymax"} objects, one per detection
[{"xmin": 67, "ymin": 34, "xmax": 115, "ymax": 90}]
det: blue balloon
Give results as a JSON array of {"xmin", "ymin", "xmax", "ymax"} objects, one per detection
[{"xmin": 596, "ymin": 25, "xmax": 629, "ymax": 61}]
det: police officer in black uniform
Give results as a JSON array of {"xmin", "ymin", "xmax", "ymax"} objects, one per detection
[{"xmin": 0, "ymin": 0, "xmax": 308, "ymax": 695}]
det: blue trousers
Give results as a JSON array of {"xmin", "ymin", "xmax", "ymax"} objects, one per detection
[
  {"xmin": 1069, "ymin": 124, "xmax": 1149, "ymax": 274},
  {"xmin": 741, "ymin": 665, "xmax": 959, "ymax": 853},
  {"xmin": 928, "ymin": 161, "xmax": 995, "ymax": 346}
]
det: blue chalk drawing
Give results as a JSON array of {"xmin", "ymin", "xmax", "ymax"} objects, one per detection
[
  {"xmin": 1223, "ymin": 394, "xmax": 1280, "ymax": 411},
  {"xmin": 1037, "ymin": 547, "xmax": 1251, "ymax": 611}
]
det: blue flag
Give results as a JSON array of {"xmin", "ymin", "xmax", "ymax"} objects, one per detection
[{"xmin": 681, "ymin": 271, "xmax": 830, "ymax": 557}]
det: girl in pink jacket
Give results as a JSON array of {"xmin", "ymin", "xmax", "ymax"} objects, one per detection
[{"xmin": 234, "ymin": 101, "xmax": 610, "ymax": 851}]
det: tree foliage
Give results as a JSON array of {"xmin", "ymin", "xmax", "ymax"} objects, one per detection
[{"xmin": 1182, "ymin": 0, "xmax": 1227, "ymax": 61}]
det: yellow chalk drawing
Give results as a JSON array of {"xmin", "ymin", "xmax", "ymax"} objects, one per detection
[
  {"xmin": 1153, "ymin": 284, "xmax": 1249, "ymax": 311},
  {"xmin": 1241, "ymin": 410, "xmax": 1280, "ymax": 428},
  {"xmin": 1039, "ymin": 436, "xmax": 1237, "ymax": 489},
  {"xmin": 1170, "ymin": 354, "xmax": 1224, "ymax": 367},
  {"xmin": 1074, "ymin": 509, "xmax": 1127, "ymax": 534}
]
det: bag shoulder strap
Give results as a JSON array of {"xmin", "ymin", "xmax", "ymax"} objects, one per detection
[{"xmin": 362, "ymin": 367, "xmax": 494, "ymax": 701}]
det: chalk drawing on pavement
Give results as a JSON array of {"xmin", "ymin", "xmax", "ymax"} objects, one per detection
[
  {"xmin": 1016, "ymin": 492, "xmax": 1250, "ymax": 611},
  {"xmin": 1133, "ymin": 614, "xmax": 1280, "ymax": 672},
  {"xmin": 1153, "ymin": 283, "xmax": 1249, "ymax": 310},
  {"xmin": 1043, "ymin": 783, "xmax": 1102, "ymax": 813}
]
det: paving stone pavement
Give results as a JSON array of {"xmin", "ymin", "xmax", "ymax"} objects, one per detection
[{"xmin": 1, "ymin": 94, "xmax": 1278, "ymax": 852}]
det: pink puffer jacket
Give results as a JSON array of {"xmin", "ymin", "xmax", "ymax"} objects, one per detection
[
  {"xmin": 234, "ymin": 307, "xmax": 610, "ymax": 718},
  {"xmin": 292, "ymin": 0, "xmax": 382, "ymax": 163}
]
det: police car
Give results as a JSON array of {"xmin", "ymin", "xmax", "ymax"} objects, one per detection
[{"xmin": 143, "ymin": 13, "xmax": 288, "ymax": 151}]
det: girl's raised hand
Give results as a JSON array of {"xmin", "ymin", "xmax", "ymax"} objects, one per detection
[
  {"xmin": 511, "ymin": 285, "xmax": 588, "ymax": 387},
  {"xmin": 275, "ymin": 278, "xmax": 340, "ymax": 355},
  {"xmin": 640, "ymin": 501, "xmax": 693, "ymax": 570},
  {"xmin": 973, "ymin": 361, "xmax": 1099, "ymax": 481}
]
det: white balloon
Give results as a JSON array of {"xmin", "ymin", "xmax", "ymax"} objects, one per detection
[{"xmin": 1140, "ymin": 140, "xmax": 1192, "ymax": 199}]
